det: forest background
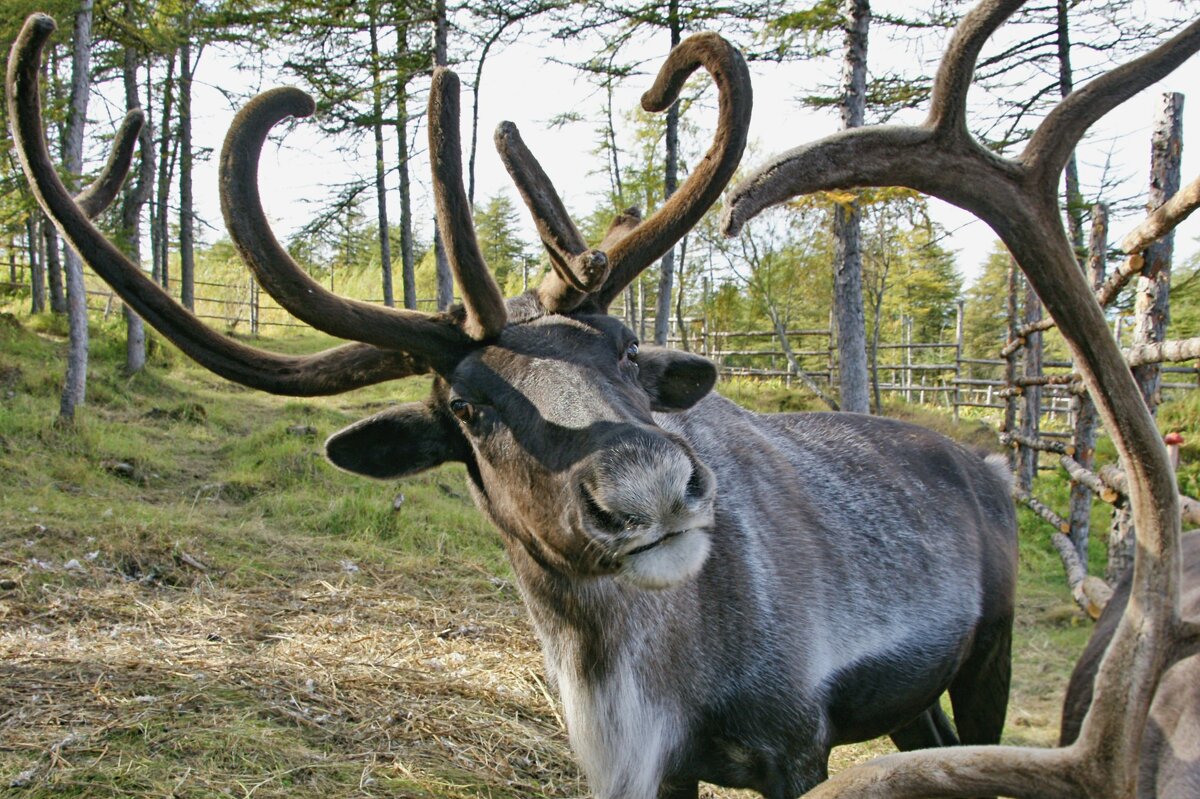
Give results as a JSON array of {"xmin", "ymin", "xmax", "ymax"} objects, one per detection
[{"xmin": 2, "ymin": 0, "xmax": 1200, "ymax": 408}]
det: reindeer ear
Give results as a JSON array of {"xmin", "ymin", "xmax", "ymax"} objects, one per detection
[
  {"xmin": 635, "ymin": 348, "xmax": 717, "ymax": 411},
  {"xmin": 325, "ymin": 402, "xmax": 469, "ymax": 479}
]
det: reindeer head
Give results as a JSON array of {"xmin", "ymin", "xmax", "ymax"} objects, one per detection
[{"xmin": 7, "ymin": 15, "xmax": 751, "ymax": 589}]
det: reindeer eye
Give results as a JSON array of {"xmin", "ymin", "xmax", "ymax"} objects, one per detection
[
  {"xmin": 449, "ymin": 398, "xmax": 474, "ymax": 423},
  {"xmin": 625, "ymin": 342, "xmax": 639, "ymax": 361}
]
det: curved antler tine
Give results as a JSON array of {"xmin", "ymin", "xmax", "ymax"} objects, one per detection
[
  {"xmin": 590, "ymin": 32, "xmax": 752, "ymax": 312},
  {"xmin": 428, "ymin": 68, "xmax": 508, "ymax": 339},
  {"xmin": 7, "ymin": 13, "xmax": 428, "ymax": 396},
  {"xmin": 926, "ymin": 0, "xmax": 1025, "ymax": 135},
  {"xmin": 494, "ymin": 121, "xmax": 610, "ymax": 311},
  {"xmin": 220, "ymin": 87, "xmax": 476, "ymax": 363},
  {"xmin": 75, "ymin": 108, "xmax": 143, "ymax": 218}
]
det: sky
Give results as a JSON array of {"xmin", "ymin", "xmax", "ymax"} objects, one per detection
[{"xmin": 87, "ymin": 0, "xmax": 1200, "ymax": 288}]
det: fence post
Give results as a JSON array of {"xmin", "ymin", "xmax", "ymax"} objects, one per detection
[
  {"xmin": 953, "ymin": 300, "xmax": 964, "ymax": 421},
  {"xmin": 1110, "ymin": 91, "xmax": 1185, "ymax": 582},
  {"xmin": 1019, "ymin": 273, "xmax": 1043, "ymax": 492},
  {"xmin": 826, "ymin": 310, "xmax": 836, "ymax": 392},
  {"xmin": 250, "ymin": 278, "xmax": 260, "ymax": 336},
  {"xmin": 1003, "ymin": 258, "xmax": 1020, "ymax": 471},
  {"xmin": 903, "ymin": 315, "xmax": 913, "ymax": 403}
]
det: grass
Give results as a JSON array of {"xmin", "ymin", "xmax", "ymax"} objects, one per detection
[{"xmin": 0, "ymin": 310, "xmax": 1141, "ymax": 797}]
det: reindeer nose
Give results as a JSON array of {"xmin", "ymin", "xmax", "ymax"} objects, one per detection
[{"xmin": 579, "ymin": 432, "xmax": 715, "ymax": 536}]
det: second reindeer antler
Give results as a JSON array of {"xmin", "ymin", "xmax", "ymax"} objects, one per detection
[
  {"xmin": 724, "ymin": 1, "xmax": 1200, "ymax": 797},
  {"xmin": 497, "ymin": 31, "xmax": 752, "ymax": 315}
]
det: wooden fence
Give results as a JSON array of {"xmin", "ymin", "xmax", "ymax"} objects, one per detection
[{"xmin": 3, "ymin": 264, "xmax": 1196, "ymax": 430}]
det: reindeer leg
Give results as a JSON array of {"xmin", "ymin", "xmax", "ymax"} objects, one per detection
[
  {"xmin": 948, "ymin": 614, "xmax": 1013, "ymax": 746},
  {"xmin": 890, "ymin": 705, "xmax": 960, "ymax": 751}
]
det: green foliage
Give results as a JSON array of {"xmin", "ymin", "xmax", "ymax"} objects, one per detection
[
  {"xmin": 962, "ymin": 242, "xmax": 1013, "ymax": 363},
  {"xmin": 1169, "ymin": 258, "xmax": 1200, "ymax": 340},
  {"xmin": 473, "ymin": 192, "xmax": 533, "ymax": 295},
  {"xmin": 861, "ymin": 189, "xmax": 962, "ymax": 345}
]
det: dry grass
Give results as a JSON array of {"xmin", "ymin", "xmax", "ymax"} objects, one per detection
[{"xmin": 1, "ymin": 562, "xmax": 579, "ymax": 798}]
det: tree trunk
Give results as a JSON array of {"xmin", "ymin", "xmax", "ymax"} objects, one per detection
[
  {"xmin": 1112, "ymin": 92, "xmax": 1184, "ymax": 579},
  {"xmin": 432, "ymin": 0, "xmax": 453, "ymax": 310},
  {"xmin": 153, "ymin": 51, "xmax": 175, "ymax": 288},
  {"xmin": 675, "ymin": 234, "xmax": 689, "ymax": 351},
  {"xmin": 394, "ymin": 21, "xmax": 416, "ymax": 309},
  {"xmin": 1068, "ymin": 203, "xmax": 1107, "ymax": 565},
  {"xmin": 468, "ymin": 32, "xmax": 501, "ymax": 205},
  {"xmin": 1018, "ymin": 276, "xmax": 1043, "ymax": 493},
  {"xmin": 1056, "ymin": 0, "xmax": 1085, "ymax": 262},
  {"xmin": 607, "ymin": 82, "xmax": 625, "ymax": 202},
  {"xmin": 869, "ymin": 287, "xmax": 884, "ymax": 414},
  {"xmin": 42, "ymin": 220, "xmax": 65, "ymax": 312},
  {"xmin": 654, "ymin": 0, "xmax": 682, "ymax": 346},
  {"xmin": 178, "ymin": 37, "xmax": 195, "ymax": 311},
  {"xmin": 368, "ymin": 4, "xmax": 394, "ymax": 307},
  {"xmin": 59, "ymin": 0, "xmax": 94, "ymax": 423},
  {"xmin": 396, "ymin": 57, "xmax": 416, "ymax": 310},
  {"xmin": 832, "ymin": 0, "xmax": 871, "ymax": 414},
  {"xmin": 121, "ymin": 5, "xmax": 152, "ymax": 374},
  {"xmin": 1003, "ymin": 257, "xmax": 1020, "ymax": 471},
  {"xmin": 1131, "ymin": 92, "xmax": 1183, "ymax": 411},
  {"xmin": 771, "ymin": 305, "xmax": 840, "ymax": 411},
  {"xmin": 26, "ymin": 216, "xmax": 45, "ymax": 314}
]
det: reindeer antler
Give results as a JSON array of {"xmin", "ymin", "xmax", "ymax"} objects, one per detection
[
  {"xmin": 8, "ymin": 14, "xmax": 432, "ymax": 395},
  {"xmin": 494, "ymin": 121, "xmax": 611, "ymax": 311},
  {"xmin": 219, "ymin": 87, "xmax": 479, "ymax": 368},
  {"xmin": 75, "ymin": 107, "xmax": 143, "ymax": 219},
  {"xmin": 428, "ymin": 68, "xmax": 508, "ymax": 339},
  {"xmin": 497, "ymin": 31, "xmax": 752, "ymax": 315},
  {"xmin": 724, "ymin": 1, "xmax": 1200, "ymax": 797}
]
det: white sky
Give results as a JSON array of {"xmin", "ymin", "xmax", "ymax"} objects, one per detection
[{"xmin": 88, "ymin": 0, "xmax": 1200, "ymax": 286}]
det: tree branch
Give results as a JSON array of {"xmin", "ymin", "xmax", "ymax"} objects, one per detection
[
  {"xmin": 1121, "ymin": 172, "xmax": 1200, "ymax": 255},
  {"xmin": 1123, "ymin": 336, "xmax": 1200, "ymax": 367}
]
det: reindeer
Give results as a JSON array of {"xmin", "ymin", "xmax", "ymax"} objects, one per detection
[
  {"xmin": 9, "ymin": 14, "xmax": 1018, "ymax": 799},
  {"xmin": 1060, "ymin": 531, "xmax": 1200, "ymax": 799},
  {"xmin": 719, "ymin": 0, "xmax": 1200, "ymax": 797}
]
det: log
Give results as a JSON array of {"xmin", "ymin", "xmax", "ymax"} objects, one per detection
[
  {"xmin": 1123, "ymin": 336, "xmax": 1200, "ymax": 368},
  {"xmin": 1061, "ymin": 455, "xmax": 1119, "ymax": 503},
  {"xmin": 1094, "ymin": 253, "xmax": 1145, "ymax": 308},
  {"xmin": 1001, "ymin": 431, "xmax": 1075, "ymax": 456},
  {"xmin": 1014, "ymin": 486, "xmax": 1070, "ymax": 533},
  {"xmin": 1100, "ymin": 464, "xmax": 1200, "ymax": 526},
  {"xmin": 1121, "ymin": 171, "xmax": 1200, "ymax": 254},
  {"xmin": 1016, "ymin": 373, "xmax": 1081, "ymax": 387}
]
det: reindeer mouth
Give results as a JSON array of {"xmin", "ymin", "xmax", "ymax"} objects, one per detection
[
  {"xmin": 624, "ymin": 530, "xmax": 685, "ymax": 556},
  {"xmin": 617, "ymin": 527, "xmax": 712, "ymax": 590}
]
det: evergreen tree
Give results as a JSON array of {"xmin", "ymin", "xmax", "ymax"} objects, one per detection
[{"xmin": 473, "ymin": 192, "xmax": 532, "ymax": 295}]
